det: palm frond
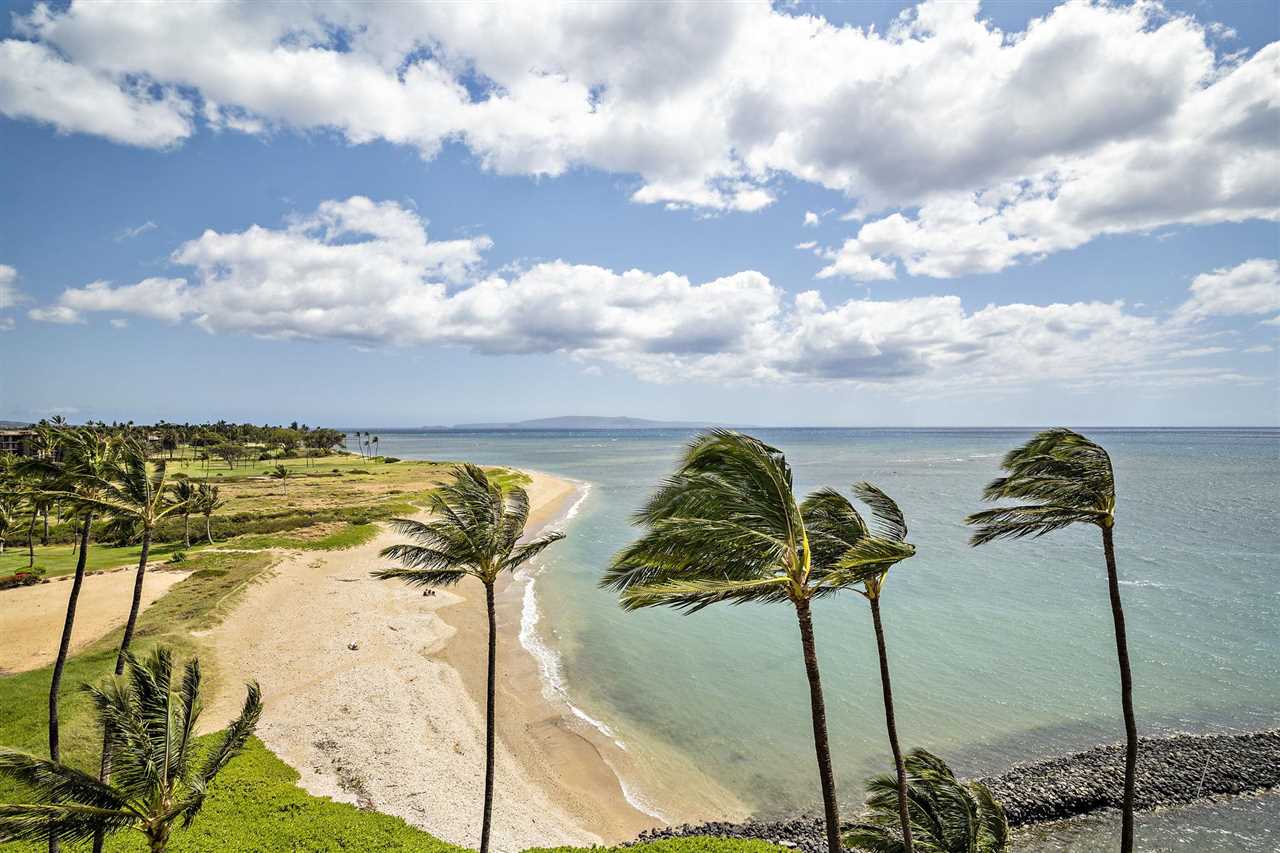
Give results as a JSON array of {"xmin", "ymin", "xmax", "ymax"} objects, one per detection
[
  {"xmin": 853, "ymin": 482, "xmax": 908, "ymax": 542},
  {"xmin": 619, "ymin": 575, "xmax": 792, "ymax": 612},
  {"xmin": 371, "ymin": 564, "xmax": 470, "ymax": 587},
  {"xmin": 0, "ymin": 801, "xmax": 137, "ymax": 844},
  {"xmin": 198, "ymin": 681, "xmax": 262, "ymax": 786},
  {"xmin": 969, "ymin": 428, "xmax": 1114, "ymax": 546},
  {"xmin": 503, "ymin": 529, "xmax": 565, "ymax": 573}
]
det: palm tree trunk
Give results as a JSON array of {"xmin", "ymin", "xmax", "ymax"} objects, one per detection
[
  {"xmin": 47, "ymin": 512, "xmax": 92, "ymax": 853},
  {"xmin": 27, "ymin": 507, "xmax": 37, "ymax": 568},
  {"xmin": 795, "ymin": 598, "xmax": 841, "ymax": 853},
  {"xmin": 115, "ymin": 529, "xmax": 152, "ymax": 674},
  {"xmin": 94, "ymin": 528, "xmax": 152, "ymax": 853},
  {"xmin": 869, "ymin": 596, "xmax": 913, "ymax": 853},
  {"xmin": 183, "ymin": 513, "xmax": 190, "ymax": 548},
  {"xmin": 481, "ymin": 581, "xmax": 497, "ymax": 853},
  {"xmin": 42, "ymin": 507, "xmax": 50, "ymax": 546},
  {"xmin": 1102, "ymin": 524, "xmax": 1137, "ymax": 853},
  {"xmin": 206, "ymin": 515, "xmax": 214, "ymax": 545}
]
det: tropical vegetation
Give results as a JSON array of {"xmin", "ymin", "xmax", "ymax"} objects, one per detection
[
  {"xmin": 373, "ymin": 463, "xmax": 565, "ymax": 853},
  {"xmin": 844, "ymin": 749, "xmax": 1009, "ymax": 853},
  {"xmin": 966, "ymin": 428, "xmax": 1135, "ymax": 853},
  {"xmin": 0, "ymin": 647, "xmax": 261, "ymax": 853}
]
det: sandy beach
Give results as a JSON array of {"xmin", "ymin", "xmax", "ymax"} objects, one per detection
[
  {"xmin": 198, "ymin": 471, "xmax": 655, "ymax": 851},
  {"xmin": 0, "ymin": 567, "xmax": 190, "ymax": 675}
]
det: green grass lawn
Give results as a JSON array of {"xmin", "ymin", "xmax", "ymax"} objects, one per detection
[
  {"xmin": 0, "ymin": 539, "xmax": 190, "ymax": 579},
  {"xmin": 227, "ymin": 521, "xmax": 381, "ymax": 551}
]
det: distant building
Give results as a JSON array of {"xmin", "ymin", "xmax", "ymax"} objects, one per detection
[{"xmin": 0, "ymin": 429, "xmax": 37, "ymax": 457}]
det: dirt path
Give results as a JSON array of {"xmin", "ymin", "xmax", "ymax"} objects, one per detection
[{"xmin": 0, "ymin": 568, "xmax": 190, "ymax": 675}]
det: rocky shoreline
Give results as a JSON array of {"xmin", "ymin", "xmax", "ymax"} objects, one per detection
[{"xmin": 632, "ymin": 730, "xmax": 1280, "ymax": 852}]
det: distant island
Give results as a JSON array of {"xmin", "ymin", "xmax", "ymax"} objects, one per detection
[{"xmin": 443, "ymin": 416, "xmax": 722, "ymax": 431}]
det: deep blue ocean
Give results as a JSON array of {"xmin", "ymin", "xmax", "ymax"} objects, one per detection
[{"xmin": 371, "ymin": 428, "xmax": 1279, "ymax": 851}]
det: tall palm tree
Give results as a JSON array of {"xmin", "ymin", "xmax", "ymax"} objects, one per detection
[
  {"xmin": 172, "ymin": 478, "xmax": 197, "ymax": 547},
  {"xmin": 195, "ymin": 483, "xmax": 225, "ymax": 545},
  {"xmin": 965, "ymin": 428, "xmax": 1135, "ymax": 853},
  {"xmin": 844, "ymin": 749, "xmax": 1009, "ymax": 853},
  {"xmin": 371, "ymin": 435, "xmax": 379, "ymax": 458},
  {"xmin": 602, "ymin": 430, "xmax": 895, "ymax": 853},
  {"xmin": 372, "ymin": 464, "xmax": 564, "ymax": 853},
  {"xmin": 0, "ymin": 647, "xmax": 261, "ymax": 853},
  {"xmin": 805, "ymin": 483, "xmax": 918, "ymax": 852}
]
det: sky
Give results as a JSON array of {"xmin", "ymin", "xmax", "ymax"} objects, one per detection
[{"xmin": 0, "ymin": 0, "xmax": 1277, "ymax": 427}]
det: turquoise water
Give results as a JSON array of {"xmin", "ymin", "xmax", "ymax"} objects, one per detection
[{"xmin": 373, "ymin": 428, "xmax": 1279, "ymax": 843}]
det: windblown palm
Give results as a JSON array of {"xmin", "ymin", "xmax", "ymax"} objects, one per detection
[
  {"xmin": 172, "ymin": 479, "xmax": 197, "ymax": 547},
  {"xmin": 965, "ymin": 428, "xmax": 1135, "ymax": 853},
  {"xmin": 195, "ymin": 483, "xmax": 224, "ymax": 544},
  {"xmin": 805, "ymin": 483, "xmax": 918, "ymax": 852},
  {"xmin": 372, "ymin": 464, "xmax": 564, "ymax": 853},
  {"xmin": 603, "ymin": 430, "xmax": 900, "ymax": 853},
  {"xmin": 844, "ymin": 749, "xmax": 1008, "ymax": 853},
  {"xmin": 0, "ymin": 647, "xmax": 261, "ymax": 853}
]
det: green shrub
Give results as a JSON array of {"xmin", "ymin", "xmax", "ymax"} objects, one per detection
[{"xmin": 382, "ymin": 456, "xmax": 401, "ymax": 463}]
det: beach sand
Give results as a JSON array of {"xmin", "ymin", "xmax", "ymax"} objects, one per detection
[
  {"xmin": 0, "ymin": 567, "xmax": 190, "ymax": 675},
  {"xmin": 199, "ymin": 471, "xmax": 655, "ymax": 851}
]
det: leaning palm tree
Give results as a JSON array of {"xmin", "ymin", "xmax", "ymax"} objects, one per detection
[
  {"xmin": 966, "ymin": 428, "xmax": 1135, "ymax": 853},
  {"xmin": 805, "ymin": 483, "xmax": 918, "ymax": 852},
  {"xmin": 372, "ymin": 464, "xmax": 564, "ymax": 853},
  {"xmin": 172, "ymin": 478, "xmax": 197, "ymax": 547},
  {"xmin": 17, "ymin": 426, "xmax": 118, "ymax": 853},
  {"xmin": 0, "ymin": 647, "xmax": 261, "ymax": 853},
  {"xmin": 603, "ymin": 429, "xmax": 893, "ymax": 853},
  {"xmin": 195, "ymin": 483, "xmax": 225, "ymax": 545},
  {"xmin": 844, "ymin": 749, "xmax": 1009, "ymax": 853}
]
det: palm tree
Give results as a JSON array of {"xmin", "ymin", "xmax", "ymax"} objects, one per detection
[
  {"xmin": 0, "ymin": 491, "xmax": 17, "ymax": 556},
  {"xmin": 269, "ymin": 464, "xmax": 289, "ymax": 495},
  {"xmin": 603, "ymin": 430, "xmax": 895, "ymax": 853},
  {"xmin": 195, "ymin": 483, "xmax": 225, "ymax": 545},
  {"xmin": 966, "ymin": 428, "xmax": 1135, "ymax": 853},
  {"xmin": 844, "ymin": 749, "xmax": 1009, "ymax": 853},
  {"xmin": 172, "ymin": 478, "xmax": 197, "ymax": 547},
  {"xmin": 0, "ymin": 647, "xmax": 261, "ymax": 853},
  {"xmin": 372, "ymin": 464, "xmax": 564, "ymax": 853},
  {"xmin": 17, "ymin": 427, "xmax": 118, "ymax": 853},
  {"xmin": 371, "ymin": 435, "xmax": 379, "ymax": 458},
  {"xmin": 55, "ymin": 439, "xmax": 189, "ymax": 674},
  {"xmin": 805, "ymin": 483, "xmax": 918, "ymax": 852}
]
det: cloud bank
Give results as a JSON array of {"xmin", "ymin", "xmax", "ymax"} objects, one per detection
[
  {"xmin": 0, "ymin": 0, "xmax": 1274, "ymax": 278},
  {"xmin": 28, "ymin": 197, "xmax": 1269, "ymax": 391}
]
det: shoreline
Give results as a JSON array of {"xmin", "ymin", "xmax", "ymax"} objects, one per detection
[
  {"xmin": 634, "ymin": 729, "xmax": 1280, "ymax": 852},
  {"xmin": 196, "ymin": 468, "xmax": 660, "ymax": 850}
]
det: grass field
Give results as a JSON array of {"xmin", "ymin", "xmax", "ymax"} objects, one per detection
[{"xmin": 0, "ymin": 539, "xmax": 190, "ymax": 579}]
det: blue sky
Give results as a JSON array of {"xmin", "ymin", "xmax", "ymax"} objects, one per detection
[{"xmin": 1, "ymin": 0, "xmax": 1276, "ymax": 426}]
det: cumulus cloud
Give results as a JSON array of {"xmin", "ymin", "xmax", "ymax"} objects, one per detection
[
  {"xmin": 0, "ymin": 0, "xmax": 1273, "ymax": 271},
  {"xmin": 1173, "ymin": 258, "xmax": 1280, "ymax": 324},
  {"xmin": 27, "ymin": 198, "xmax": 1264, "ymax": 390},
  {"xmin": 803, "ymin": 211, "xmax": 821, "ymax": 227}
]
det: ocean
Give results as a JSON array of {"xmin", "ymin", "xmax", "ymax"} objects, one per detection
[{"xmin": 371, "ymin": 428, "xmax": 1279, "ymax": 850}]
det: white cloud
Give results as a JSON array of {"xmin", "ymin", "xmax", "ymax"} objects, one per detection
[
  {"xmin": 0, "ymin": 40, "xmax": 191, "ymax": 147},
  {"xmin": 795, "ymin": 241, "xmax": 817, "ymax": 250},
  {"xmin": 114, "ymin": 220, "xmax": 157, "ymax": 242},
  {"xmin": 1173, "ymin": 258, "xmax": 1280, "ymax": 324},
  {"xmin": 0, "ymin": 264, "xmax": 21, "ymax": 330},
  {"xmin": 0, "ymin": 0, "xmax": 1272, "ymax": 268},
  {"xmin": 803, "ymin": 211, "xmax": 821, "ymax": 227},
  {"xmin": 27, "ymin": 198, "xmax": 1266, "ymax": 391}
]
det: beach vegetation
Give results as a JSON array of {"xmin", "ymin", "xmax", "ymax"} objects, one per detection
[
  {"xmin": 966, "ymin": 428, "xmax": 1135, "ymax": 853},
  {"xmin": 373, "ymin": 463, "xmax": 565, "ymax": 853},
  {"xmin": 844, "ymin": 749, "xmax": 1009, "ymax": 853},
  {"xmin": 0, "ymin": 647, "xmax": 261, "ymax": 853}
]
